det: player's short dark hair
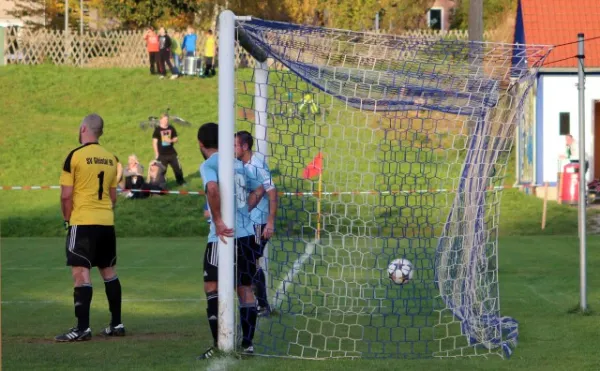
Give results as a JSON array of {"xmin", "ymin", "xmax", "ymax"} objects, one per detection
[
  {"xmin": 198, "ymin": 123, "xmax": 218, "ymax": 149},
  {"xmin": 235, "ymin": 130, "xmax": 253, "ymax": 151},
  {"xmin": 208, "ymin": 29, "xmax": 213, "ymax": 34}
]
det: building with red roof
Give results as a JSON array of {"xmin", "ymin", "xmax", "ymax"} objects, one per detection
[{"xmin": 514, "ymin": 0, "xmax": 600, "ymax": 191}]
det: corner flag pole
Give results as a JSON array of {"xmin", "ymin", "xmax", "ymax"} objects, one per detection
[
  {"xmin": 577, "ymin": 33, "xmax": 587, "ymax": 311},
  {"xmin": 316, "ymin": 171, "xmax": 322, "ymax": 242}
]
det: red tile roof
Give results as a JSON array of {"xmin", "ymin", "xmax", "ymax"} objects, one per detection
[{"xmin": 521, "ymin": 0, "xmax": 600, "ymax": 68}]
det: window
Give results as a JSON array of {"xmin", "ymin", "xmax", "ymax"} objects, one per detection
[
  {"xmin": 559, "ymin": 112, "xmax": 570, "ymax": 135},
  {"xmin": 428, "ymin": 8, "xmax": 443, "ymax": 30}
]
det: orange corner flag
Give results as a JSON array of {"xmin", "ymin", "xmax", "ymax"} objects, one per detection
[{"xmin": 302, "ymin": 152, "xmax": 323, "ymax": 179}]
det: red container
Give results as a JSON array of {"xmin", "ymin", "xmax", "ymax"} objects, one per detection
[{"xmin": 560, "ymin": 163, "xmax": 580, "ymax": 205}]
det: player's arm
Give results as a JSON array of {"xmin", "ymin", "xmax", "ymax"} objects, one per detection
[
  {"xmin": 201, "ymin": 163, "xmax": 233, "ymax": 242},
  {"xmin": 247, "ymin": 184, "xmax": 265, "ymax": 211},
  {"xmin": 110, "ymin": 157, "xmax": 119, "ymax": 208},
  {"xmin": 206, "ymin": 181, "xmax": 233, "ymax": 243},
  {"xmin": 260, "ymin": 166, "xmax": 278, "ymax": 238},
  {"xmin": 59, "ymin": 152, "xmax": 76, "ymax": 227},
  {"xmin": 264, "ymin": 187, "xmax": 278, "ymax": 237},
  {"xmin": 60, "ymin": 186, "xmax": 73, "ymax": 223}
]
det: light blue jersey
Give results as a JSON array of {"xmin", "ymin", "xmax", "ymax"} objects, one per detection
[
  {"xmin": 244, "ymin": 152, "xmax": 275, "ymax": 225},
  {"xmin": 199, "ymin": 152, "xmax": 261, "ymax": 243}
]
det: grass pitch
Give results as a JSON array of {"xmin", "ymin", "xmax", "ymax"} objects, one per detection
[
  {"xmin": 2, "ymin": 236, "xmax": 600, "ymax": 370},
  {"xmin": 1, "ymin": 66, "xmax": 600, "ymax": 369}
]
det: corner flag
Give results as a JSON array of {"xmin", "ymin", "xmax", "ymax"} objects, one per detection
[{"xmin": 302, "ymin": 152, "xmax": 323, "ymax": 179}]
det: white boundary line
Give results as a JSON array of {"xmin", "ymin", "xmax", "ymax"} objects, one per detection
[{"xmin": 272, "ymin": 240, "xmax": 316, "ymax": 308}]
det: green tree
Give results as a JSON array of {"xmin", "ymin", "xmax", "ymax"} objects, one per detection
[
  {"xmin": 7, "ymin": 0, "xmax": 102, "ymax": 30},
  {"xmin": 100, "ymin": 0, "xmax": 206, "ymax": 29},
  {"xmin": 451, "ymin": 0, "xmax": 517, "ymax": 30}
]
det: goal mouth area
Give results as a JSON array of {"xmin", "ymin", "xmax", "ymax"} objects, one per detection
[{"xmin": 223, "ymin": 13, "xmax": 555, "ymax": 360}]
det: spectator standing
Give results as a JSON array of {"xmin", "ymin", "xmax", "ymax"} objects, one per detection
[
  {"xmin": 182, "ymin": 26, "xmax": 197, "ymax": 57},
  {"xmin": 203, "ymin": 30, "xmax": 216, "ymax": 77},
  {"xmin": 157, "ymin": 27, "xmax": 179, "ymax": 80},
  {"xmin": 171, "ymin": 30, "xmax": 183, "ymax": 75},
  {"xmin": 152, "ymin": 113, "xmax": 186, "ymax": 186},
  {"xmin": 143, "ymin": 27, "xmax": 159, "ymax": 75}
]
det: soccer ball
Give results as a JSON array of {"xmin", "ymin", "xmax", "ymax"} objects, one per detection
[{"xmin": 387, "ymin": 258, "xmax": 414, "ymax": 285}]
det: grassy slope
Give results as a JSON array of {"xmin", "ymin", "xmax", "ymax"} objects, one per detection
[
  {"xmin": 2, "ymin": 236, "xmax": 600, "ymax": 370},
  {"xmin": 0, "ymin": 65, "xmax": 214, "ymax": 237},
  {"xmin": 0, "ymin": 66, "xmax": 591, "ymax": 237}
]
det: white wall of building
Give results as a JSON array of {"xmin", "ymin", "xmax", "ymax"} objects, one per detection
[{"xmin": 540, "ymin": 74, "xmax": 599, "ymax": 183}]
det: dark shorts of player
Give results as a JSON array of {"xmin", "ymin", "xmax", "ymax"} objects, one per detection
[
  {"xmin": 253, "ymin": 224, "xmax": 270, "ymax": 257},
  {"xmin": 66, "ymin": 225, "xmax": 117, "ymax": 269},
  {"xmin": 203, "ymin": 236, "xmax": 259, "ymax": 286}
]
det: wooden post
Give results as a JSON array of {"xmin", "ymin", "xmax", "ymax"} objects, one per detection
[
  {"xmin": 0, "ymin": 26, "xmax": 5, "ymax": 66},
  {"xmin": 557, "ymin": 172, "xmax": 564, "ymax": 204},
  {"xmin": 542, "ymin": 182, "xmax": 549, "ymax": 230},
  {"xmin": 316, "ymin": 172, "xmax": 322, "ymax": 242}
]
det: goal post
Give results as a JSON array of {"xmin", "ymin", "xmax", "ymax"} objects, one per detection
[
  {"xmin": 218, "ymin": 10, "xmax": 553, "ymax": 358},
  {"xmin": 217, "ymin": 9, "xmax": 236, "ymax": 353}
]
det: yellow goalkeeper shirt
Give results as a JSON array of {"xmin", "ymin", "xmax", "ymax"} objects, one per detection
[{"xmin": 59, "ymin": 143, "xmax": 119, "ymax": 225}]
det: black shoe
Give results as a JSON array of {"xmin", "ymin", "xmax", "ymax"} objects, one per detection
[
  {"xmin": 196, "ymin": 346, "xmax": 218, "ymax": 360},
  {"xmin": 100, "ymin": 323, "xmax": 125, "ymax": 337},
  {"xmin": 55, "ymin": 327, "xmax": 92, "ymax": 342}
]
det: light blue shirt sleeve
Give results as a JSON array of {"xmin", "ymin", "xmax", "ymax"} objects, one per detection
[{"xmin": 200, "ymin": 160, "xmax": 218, "ymax": 191}]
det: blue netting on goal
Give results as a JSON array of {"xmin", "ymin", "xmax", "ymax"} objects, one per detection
[{"xmin": 234, "ymin": 17, "xmax": 552, "ymax": 359}]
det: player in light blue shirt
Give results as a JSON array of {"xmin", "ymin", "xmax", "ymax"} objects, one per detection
[
  {"xmin": 235, "ymin": 130, "xmax": 278, "ymax": 317},
  {"xmin": 196, "ymin": 123, "xmax": 265, "ymax": 359},
  {"xmin": 199, "ymin": 153, "xmax": 260, "ymax": 242}
]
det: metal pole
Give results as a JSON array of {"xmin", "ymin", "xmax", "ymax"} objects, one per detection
[
  {"xmin": 80, "ymin": 0, "xmax": 83, "ymax": 35},
  {"xmin": 65, "ymin": 0, "xmax": 69, "ymax": 33},
  {"xmin": 468, "ymin": 0, "xmax": 483, "ymax": 42},
  {"xmin": 254, "ymin": 60, "xmax": 269, "ymax": 292},
  {"xmin": 217, "ymin": 9, "xmax": 236, "ymax": 352},
  {"xmin": 254, "ymin": 61, "xmax": 269, "ymax": 158},
  {"xmin": 577, "ymin": 33, "xmax": 587, "ymax": 311},
  {"xmin": 375, "ymin": 12, "xmax": 379, "ymax": 32}
]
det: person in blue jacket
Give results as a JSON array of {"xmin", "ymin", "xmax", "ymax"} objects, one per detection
[{"xmin": 182, "ymin": 26, "xmax": 197, "ymax": 57}]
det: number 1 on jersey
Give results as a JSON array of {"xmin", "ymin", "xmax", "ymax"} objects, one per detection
[{"xmin": 97, "ymin": 171, "xmax": 105, "ymax": 200}]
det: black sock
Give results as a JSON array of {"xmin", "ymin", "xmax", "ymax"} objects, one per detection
[
  {"xmin": 254, "ymin": 268, "xmax": 269, "ymax": 309},
  {"xmin": 104, "ymin": 276, "xmax": 122, "ymax": 326},
  {"xmin": 240, "ymin": 303, "xmax": 257, "ymax": 347},
  {"xmin": 206, "ymin": 291, "xmax": 218, "ymax": 346},
  {"xmin": 74, "ymin": 284, "xmax": 93, "ymax": 331}
]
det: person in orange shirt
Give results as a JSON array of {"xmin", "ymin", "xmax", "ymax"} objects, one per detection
[{"xmin": 143, "ymin": 27, "xmax": 160, "ymax": 75}]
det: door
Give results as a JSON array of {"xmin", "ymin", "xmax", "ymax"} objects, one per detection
[{"xmin": 595, "ymin": 101, "xmax": 600, "ymax": 179}]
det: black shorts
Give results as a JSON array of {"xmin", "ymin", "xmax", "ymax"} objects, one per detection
[
  {"xmin": 66, "ymin": 225, "xmax": 117, "ymax": 269},
  {"xmin": 203, "ymin": 236, "xmax": 259, "ymax": 286},
  {"xmin": 253, "ymin": 224, "xmax": 270, "ymax": 257},
  {"xmin": 204, "ymin": 56, "xmax": 213, "ymax": 67}
]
